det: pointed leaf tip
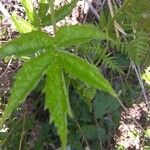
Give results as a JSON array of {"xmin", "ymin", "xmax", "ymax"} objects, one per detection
[
  {"xmin": 55, "ymin": 24, "xmax": 111, "ymax": 47},
  {"xmin": 59, "ymin": 51, "xmax": 116, "ymax": 97},
  {"xmin": 44, "ymin": 64, "xmax": 72, "ymax": 150},
  {"xmin": 0, "ymin": 31, "xmax": 54, "ymax": 57},
  {"xmin": 0, "ymin": 52, "xmax": 54, "ymax": 128}
]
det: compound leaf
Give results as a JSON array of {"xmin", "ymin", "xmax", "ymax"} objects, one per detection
[
  {"xmin": 42, "ymin": 0, "xmax": 77, "ymax": 26},
  {"xmin": 44, "ymin": 63, "xmax": 72, "ymax": 150},
  {"xmin": 0, "ymin": 52, "xmax": 55, "ymax": 128},
  {"xmin": 0, "ymin": 31, "xmax": 54, "ymax": 57},
  {"xmin": 55, "ymin": 24, "xmax": 111, "ymax": 47},
  {"xmin": 59, "ymin": 51, "xmax": 116, "ymax": 97}
]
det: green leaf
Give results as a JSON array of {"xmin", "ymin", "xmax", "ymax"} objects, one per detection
[
  {"xmin": 137, "ymin": 16, "xmax": 150, "ymax": 31},
  {"xmin": 0, "ymin": 52, "xmax": 55, "ymax": 128},
  {"xmin": 11, "ymin": 13, "xmax": 36, "ymax": 33},
  {"xmin": 145, "ymin": 128, "xmax": 150, "ymax": 138},
  {"xmin": 142, "ymin": 67, "xmax": 150, "ymax": 85},
  {"xmin": 42, "ymin": 0, "xmax": 77, "ymax": 26},
  {"xmin": 0, "ymin": 31, "xmax": 54, "ymax": 57},
  {"xmin": 38, "ymin": 0, "xmax": 49, "ymax": 20},
  {"xmin": 21, "ymin": 0, "xmax": 40, "ymax": 26},
  {"xmin": 79, "ymin": 125, "xmax": 106, "ymax": 140},
  {"xmin": 59, "ymin": 51, "xmax": 116, "ymax": 97},
  {"xmin": 55, "ymin": 24, "xmax": 111, "ymax": 47},
  {"xmin": 43, "ymin": 63, "xmax": 72, "ymax": 150},
  {"xmin": 72, "ymin": 80, "xmax": 96, "ymax": 111},
  {"xmin": 93, "ymin": 92, "xmax": 119, "ymax": 118}
]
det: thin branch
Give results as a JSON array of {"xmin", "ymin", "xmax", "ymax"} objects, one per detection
[
  {"xmin": 75, "ymin": 120, "xmax": 91, "ymax": 149},
  {"xmin": 131, "ymin": 62, "xmax": 150, "ymax": 110},
  {"xmin": 85, "ymin": 0, "xmax": 100, "ymax": 21},
  {"xmin": 0, "ymin": 55, "xmax": 13, "ymax": 78},
  {"xmin": 19, "ymin": 113, "xmax": 26, "ymax": 150},
  {"xmin": 49, "ymin": 0, "xmax": 57, "ymax": 34},
  {"xmin": 107, "ymin": 0, "xmax": 120, "ymax": 38}
]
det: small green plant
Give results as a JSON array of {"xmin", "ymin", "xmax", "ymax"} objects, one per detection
[
  {"xmin": 1, "ymin": 0, "xmax": 150, "ymax": 149},
  {"xmin": 0, "ymin": 0, "xmax": 117, "ymax": 149}
]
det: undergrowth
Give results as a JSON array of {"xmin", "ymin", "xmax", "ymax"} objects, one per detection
[{"xmin": 0, "ymin": 0, "xmax": 150, "ymax": 149}]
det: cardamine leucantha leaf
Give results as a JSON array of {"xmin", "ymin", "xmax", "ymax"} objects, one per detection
[
  {"xmin": 43, "ymin": 64, "xmax": 72, "ymax": 150},
  {"xmin": 0, "ymin": 31, "xmax": 54, "ymax": 57},
  {"xmin": 59, "ymin": 51, "xmax": 116, "ymax": 97},
  {"xmin": 0, "ymin": 52, "xmax": 55, "ymax": 128}
]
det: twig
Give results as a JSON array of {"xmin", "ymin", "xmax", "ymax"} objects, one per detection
[
  {"xmin": 104, "ymin": 0, "xmax": 131, "ymax": 30},
  {"xmin": 107, "ymin": 0, "xmax": 120, "ymax": 39},
  {"xmin": 0, "ymin": 55, "xmax": 13, "ymax": 78},
  {"xmin": 85, "ymin": 0, "xmax": 100, "ymax": 21},
  {"xmin": 75, "ymin": 120, "xmax": 91, "ymax": 149},
  {"xmin": 107, "ymin": 0, "xmax": 127, "ymax": 37},
  {"xmin": 19, "ymin": 113, "xmax": 26, "ymax": 150},
  {"xmin": 49, "ymin": 0, "xmax": 57, "ymax": 34},
  {"xmin": 131, "ymin": 62, "xmax": 150, "ymax": 110},
  {"xmin": 125, "ymin": 62, "xmax": 132, "ymax": 81}
]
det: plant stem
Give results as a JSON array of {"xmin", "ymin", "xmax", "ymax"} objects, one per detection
[
  {"xmin": 107, "ymin": 0, "xmax": 120, "ymax": 39},
  {"xmin": 104, "ymin": 0, "xmax": 131, "ymax": 30},
  {"xmin": 75, "ymin": 119, "xmax": 90, "ymax": 149},
  {"xmin": 132, "ymin": 62, "xmax": 150, "ymax": 110},
  {"xmin": 49, "ymin": 0, "xmax": 56, "ymax": 34},
  {"xmin": 19, "ymin": 113, "xmax": 26, "ymax": 150}
]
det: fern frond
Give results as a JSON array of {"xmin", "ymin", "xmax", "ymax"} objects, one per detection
[
  {"xmin": 78, "ymin": 42, "xmax": 123, "ymax": 74},
  {"xmin": 113, "ymin": 0, "xmax": 150, "ymax": 22},
  {"xmin": 126, "ymin": 31, "xmax": 149, "ymax": 65},
  {"xmin": 100, "ymin": 50, "xmax": 123, "ymax": 74}
]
